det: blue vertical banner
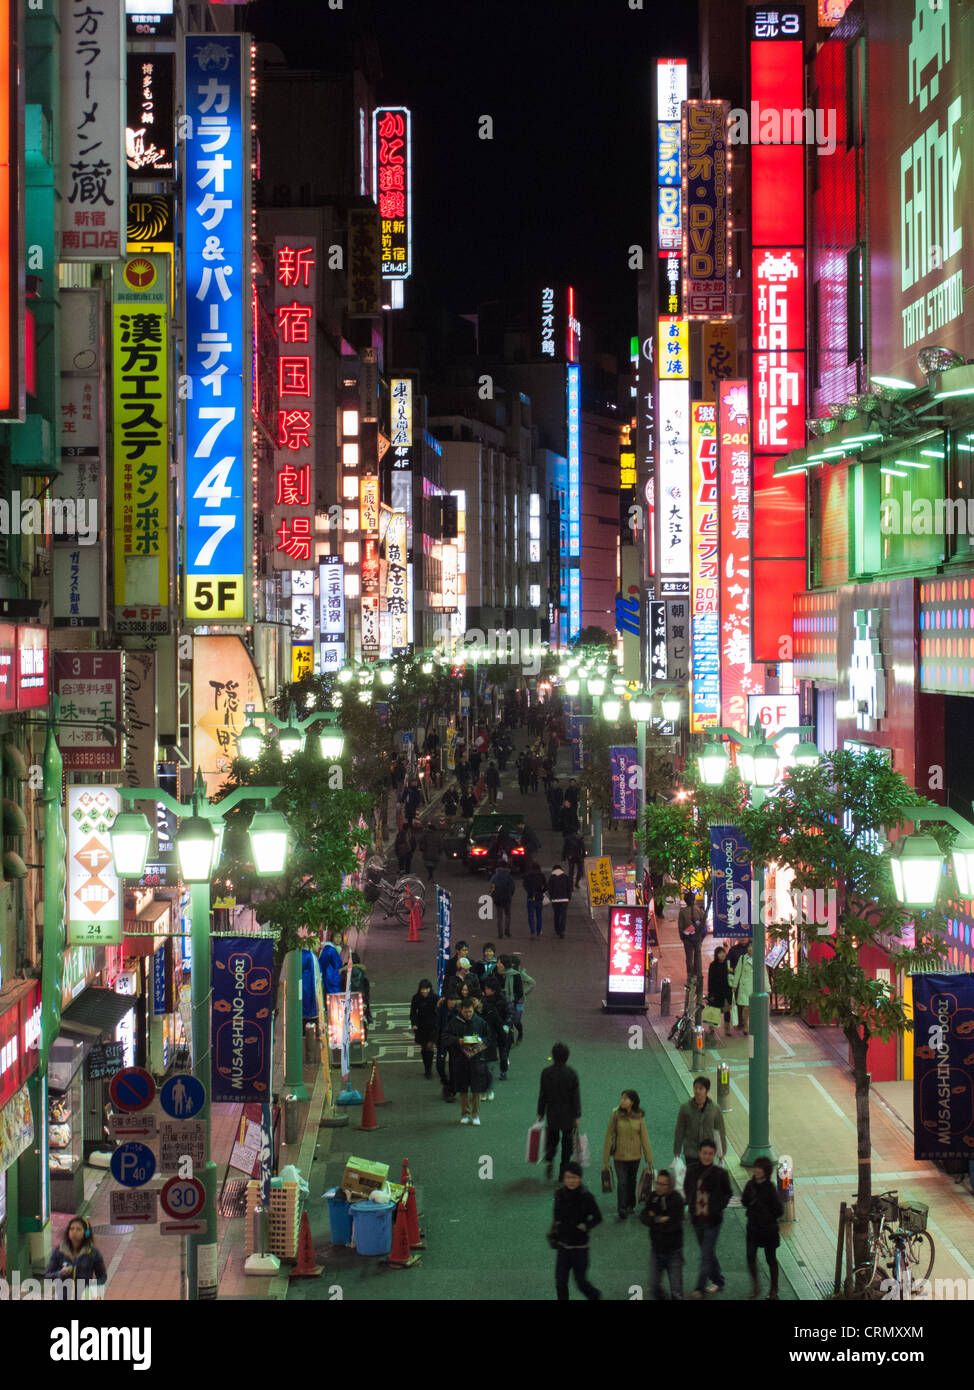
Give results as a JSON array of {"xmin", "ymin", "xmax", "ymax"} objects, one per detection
[
  {"xmin": 211, "ymin": 938, "xmax": 274, "ymax": 1102},
  {"xmin": 710, "ymin": 823, "xmax": 752, "ymax": 938},
  {"xmin": 436, "ymin": 887, "xmax": 452, "ymax": 994},
  {"xmin": 183, "ymin": 34, "xmax": 249, "ymax": 623},
  {"xmin": 259, "ymin": 1102, "xmax": 273, "ymax": 1207},
  {"xmin": 911, "ymin": 973, "xmax": 974, "ymax": 1162},
  {"xmin": 609, "ymin": 746, "xmax": 639, "ymax": 820}
]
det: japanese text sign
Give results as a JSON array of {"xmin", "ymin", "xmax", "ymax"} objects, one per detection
[
  {"xmin": 54, "ymin": 651, "xmax": 123, "ymax": 771},
  {"xmin": 690, "ymin": 403, "xmax": 720, "ymax": 732},
  {"xmin": 61, "ymin": 0, "xmax": 126, "ymax": 261},
  {"xmin": 273, "ymin": 236, "xmax": 317, "ymax": 570},
  {"xmin": 718, "ymin": 381, "xmax": 757, "ymax": 732},
  {"xmin": 68, "ymin": 786, "xmax": 122, "ymax": 947},
  {"xmin": 682, "ymin": 100, "xmax": 732, "ymax": 319},
  {"xmin": 372, "ymin": 106, "xmax": 411, "ymax": 278}
]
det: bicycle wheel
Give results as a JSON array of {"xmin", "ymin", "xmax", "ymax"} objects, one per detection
[
  {"xmin": 907, "ymin": 1231, "xmax": 935, "ymax": 1284},
  {"xmin": 397, "ymin": 876, "xmax": 426, "ymax": 899}
]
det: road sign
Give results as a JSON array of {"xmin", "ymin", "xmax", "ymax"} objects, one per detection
[
  {"xmin": 109, "ymin": 1066, "xmax": 156, "ymax": 1113},
  {"xmin": 110, "ymin": 1141, "xmax": 156, "ymax": 1188},
  {"xmin": 160, "ymin": 1175, "xmax": 205, "ymax": 1222},
  {"xmin": 158, "ymin": 1120, "xmax": 206, "ymax": 1172},
  {"xmin": 110, "ymin": 1189, "xmax": 158, "ymax": 1225},
  {"xmin": 159, "ymin": 1074, "xmax": 205, "ymax": 1120},
  {"xmin": 160, "ymin": 1220, "xmax": 207, "ymax": 1235},
  {"xmin": 108, "ymin": 1112, "xmax": 157, "ymax": 1141}
]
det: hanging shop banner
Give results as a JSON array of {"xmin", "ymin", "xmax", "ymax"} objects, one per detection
[
  {"xmin": 658, "ymin": 379, "xmax": 691, "ymax": 577},
  {"xmin": 681, "ymin": 100, "xmax": 732, "ymax": 319},
  {"xmin": 386, "ymin": 511, "xmax": 408, "ymax": 655},
  {"xmin": 912, "ymin": 973, "xmax": 974, "ymax": 1162},
  {"xmin": 53, "ymin": 287, "xmax": 105, "ymax": 624},
  {"xmin": 710, "ymin": 823, "xmax": 753, "ymax": 939},
  {"xmin": 718, "ymin": 380, "xmax": 757, "ymax": 733},
  {"xmin": 121, "ymin": 649, "xmax": 157, "ymax": 838},
  {"xmin": 53, "ymin": 651, "xmax": 123, "ymax": 771},
  {"xmin": 126, "ymin": 52, "xmax": 174, "ymax": 176},
  {"xmin": 68, "ymin": 786, "xmax": 122, "ymax": 947},
  {"xmin": 272, "ymin": 236, "xmax": 317, "ymax": 570},
  {"xmin": 372, "ymin": 106, "xmax": 412, "ymax": 278},
  {"xmin": 702, "ymin": 322, "xmax": 737, "ymax": 403},
  {"xmin": 656, "ymin": 58, "xmax": 687, "ymax": 253},
  {"xmin": 609, "ymin": 746, "xmax": 639, "ymax": 821},
  {"xmin": 587, "ymin": 857, "xmax": 616, "ymax": 908},
  {"xmin": 193, "ymin": 635, "xmax": 264, "ymax": 797},
  {"xmin": 567, "ymin": 364, "xmax": 581, "ymax": 560},
  {"xmin": 16, "ymin": 625, "xmax": 49, "ymax": 710},
  {"xmin": 347, "ymin": 208, "xmax": 381, "ymax": 316},
  {"xmin": 0, "ymin": 1085, "xmax": 33, "ymax": 1176},
  {"xmin": 53, "ymin": 548, "xmax": 104, "ymax": 630},
  {"xmin": 0, "ymin": 0, "xmax": 23, "ymax": 421},
  {"xmin": 649, "ymin": 600, "xmax": 668, "ymax": 682},
  {"xmin": 112, "ymin": 254, "xmax": 170, "ymax": 635},
  {"xmin": 658, "ymin": 317, "xmax": 689, "ymax": 382},
  {"xmin": 361, "ymin": 596, "xmax": 380, "ymax": 661},
  {"xmin": 606, "ymin": 905, "xmax": 648, "ymax": 1009},
  {"xmin": 184, "ymin": 33, "xmax": 248, "ymax": 623},
  {"xmin": 690, "ymin": 403, "xmax": 720, "ymax": 733},
  {"xmin": 211, "ymin": 938, "xmax": 274, "ymax": 1103},
  {"xmin": 436, "ymin": 887, "xmax": 453, "ymax": 996},
  {"xmin": 60, "ymin": 0, "xmax": 126, "ymax": 261},
  {"xmin": 319, "ymin": 556, "xmax": 345, "ymax": 672}
]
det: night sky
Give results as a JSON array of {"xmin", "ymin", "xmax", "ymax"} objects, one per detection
[{"xmin": 247, "ymin": 0, "xmax": 698, "ymax": 362}]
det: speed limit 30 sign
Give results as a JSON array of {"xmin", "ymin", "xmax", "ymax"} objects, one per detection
[{"xmin": 160, "ymin": 1175, "xmax": 206, "ymax": 1223}]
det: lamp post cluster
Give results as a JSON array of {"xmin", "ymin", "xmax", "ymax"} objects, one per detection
[{"xmin": 238, "ymin": 700, "xmax": 346, "ymax": 761}]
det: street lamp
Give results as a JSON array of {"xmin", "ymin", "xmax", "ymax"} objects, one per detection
[
  {"xmin": 886, "ymin": 805, "xmax": 974, "ymax": 910},
  {"xmin": 277, "ymin": 721, "xmax": 305, "ymax": 761},
  {"xmin": 601, "ymin": 695, "xmax": 622, "ymax": 722},
  {"xmin": 249, "ymin": 810, "xmax": 290, "ymax": 875},
  {"xmin": 109, "ymin": 811, "xmax": 153, "ymax": 878},
  {"xmin": 318, "ymin": 725, "xmax": 345, "ymax": 761},
  {"xmin": 697, "ymin": 738, "xmax": 729, "ymax": 787},
  {"xmin": 237, "ymin": 717, "xmax": 265, "ymax": 762}
]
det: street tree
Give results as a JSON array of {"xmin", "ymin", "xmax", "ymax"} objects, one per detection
[{"xmin": 636, "ymin": 767, "xmax": 746, "ymax": 910}]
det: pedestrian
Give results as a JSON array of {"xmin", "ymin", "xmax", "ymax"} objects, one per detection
[
  {"xmin": 707, "ymin": 946, "xmax": 733, "ymax": 1039},
  {"xmin": 564, "ymin": 778, "xmax": 580, "ymax": 811},
  {"xmin": 442, "ymin": 784, "xmax": 460, "ymax": 818},
  {"xmin": 468, "ymin": 748, "xmax": 482, "ymax": 781},
  {"xmin": 546, "ymin": 778, "xmax": 563, "ymax": 830},
  {"xmin": 548, "ymin": 1161, "xmax": 603, "ymax": 1301},
  {"xmin": 489, "ymin": 861, "xmax": 516, "ymax": 938},
  {"xmin": 409, "ymin": 978, "xmax": 439, "ymax": 1079},
  {"xmin": 547, "ymin": 863, "xmax": 572, "ymax": 939},
  {"xmin": 522, "ymin": 859, "xmax": 547, "ymax": 938},
  {"xmin": 45, "ymin": 1216, "xmax": 108, "ymax": 1298},
  {"xmin": 537, "ymin": 1041, "xmax": 582, "ymax": 1180},
  {"xmin": 730, "ymin": 940, "xmax": 767, "ymax": 1036},
  {"xmin": 455, "ymin": 755, "xmax": 471, "ymax": 788},
  {"xmin": 500, "ymin": 952, "xmax": 534, "ymax": 1041},
  {"xmin": 318, "ymin": 929, "xmax": 343, "ymax": 993},
  {"xmin": 641, "ymin": 1170, "xmax": 685, "ymax": 1301},
  {"xmin": 673, "ymin": 1075, "xmax": 728, "ymax": 1168},
  {"xmin": 481, "ymin": 975, "xmax": 512, "ymax": 1090},
  {"xmin": 473, "ymin": 773, "xmax": 486, "ymax": 805},
  {"xmin": 418, "ymin": 817, "xmax": 444, "ymax": 882},
  {"xmin": 301, "ymin": 948, "xmax": 321, "ymax": 1025},
  {"xmin": 742, "ymin": 1156, "xmax": 784, "ymax": 1299},
  {"xmin": 460, "ymin": 785, "xmax": 477, "ymax": 819},
  {"xmin": 478, "ymin": 943, "xmax": 498, "ymax": 976},
  {"xmin": 601, "ymin": 1089, "xmax": 654, "ymax": 1221},
  {"xmin": 686, "ymin": 1140, "xmax": 732, "ymax": 1296},
  {"xmin": 528, "ymin": 751, "xmax": 540, "ymax": 793},
  {"xmin": 559, "ymin": 800, "xmax": 580, "ymax": 836},
  {"xmin": 454, "ymin": 958, "xmax": 483, "ymax": 996},
  {"xmin": 402, "ymin": 778, "xmax": 423, "ymax": 824},
  {"xmin": 435, "ymin": 986, "xmax": 460, "ymax": 1100},
  {"xmin": 443, "ymin": 940, "xmax": 471, "ymax": 982},
  {"xmin": 446, "ymin": 998, "xmax": 491, "ymax": 1125},
  {"xmin": 562, "ymin": 828, "xmax": 585, "ymax": 889},
  {"xmin": 517, "ymin": 752, "xmax": 529, "ymax": 795},
  {"xmin": 677, "ymin": 889, "xmax": 707, "ymax": 983},
  {"xmin": 485, "ymin": 761, "xmax": 500, "ymax": 805},
  {"xmin": 394, "ymin": 822, "xmax": 416, "ymax": 874},
  {"xmin": 339, "ymin": 951, "xmax": 372, "ymax": 1024}
]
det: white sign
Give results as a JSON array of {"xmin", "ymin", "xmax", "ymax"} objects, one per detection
[
  {"xmin": 108, "ymin": 1112, "xmax": 157, "ymax": 1140},
  {"xmin": 746, "ymin": 693, "xmax": 800, "ymax": 764},
  {"xmin": 110, "ymin": 1188, "xmax": 157, "ymax": 1225},
  {"xmin": 658, "ymin": 380, "xmax": 691, "ymax": 576},
  {"xmin": 67, "ymin": 786, "xmax": 121, "ymax": 946},
  {"xmin": 158, "ymin": 1120, "xmax": 205, "ymax": 1172},
  {"xmin": 60, "ymin": 0, "xmax": 126, "ymax": 262}
]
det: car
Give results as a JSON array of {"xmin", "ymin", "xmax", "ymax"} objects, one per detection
[{"xmin": 443, "ymin": 810, "xmax": 529, "ymax": 872}]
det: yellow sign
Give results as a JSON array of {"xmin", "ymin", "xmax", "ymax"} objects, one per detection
[
  {"xmin": 658, "ymin": 316, "xmax": 689, "ymax": 381},
  {"xmin": 185, "ymin": 575, "xmax": 245, "ymax": 622},
  {"xmin": 292, "ymin": 644, "xmax": 314, "ymax": 682},
  {"xmin": 586, "ymin": 856, "xmax": 616, "ymax": 907}
]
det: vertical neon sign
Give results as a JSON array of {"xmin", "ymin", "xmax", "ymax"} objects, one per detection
[{"xmin": 567, "ymin": 363, "xmax": 581, "ymax": 640}]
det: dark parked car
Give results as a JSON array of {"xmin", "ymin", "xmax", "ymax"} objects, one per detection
[{"xmin": 443, "ymin": 811, "xmax": 529, "ymax": 872}]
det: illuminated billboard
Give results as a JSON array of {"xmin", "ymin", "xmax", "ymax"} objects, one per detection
[
  {"xmin": 0, "ymin": 0, "xmax": 23, "ymax": 422},
  {"xmin": 658, "ymin": 380, "xmax": 690, "ymax": 577},
  {"xmin": 656, "ymin": 59, "xmax": 687, "ymax": 252},
  {"xmin": 372, "ymin": 107, "xmax": 412, "ymax": 279},
  {"xmin": 690, "ymin": 403, "xmax": 720, "ymax": 732},
  {"xmin": 61, "ymin": 0, "xmax": 126, "ymax": 261},
  {"xmin": 718, "ymin": 380, "xmax": 758, "ymax": 732},
  {"xmin": 682, "ymin": 100, "xmax": 732, "ymax": 319},
  {"xmin": 272, "ymin": 237, "xmax": 317, "ymax": 570},
  {"xmin": 183, "ymin": 34, "xmax": 249, "ymax": 623}
]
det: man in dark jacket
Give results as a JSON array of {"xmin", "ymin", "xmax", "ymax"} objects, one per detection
[
  {"xmin": 547, "ymin": 864, "xmax": 572, "ymax": 939},
  {"xmin": 562, "ymin": 829, "xmax": 585, "ymax": 889},
  {"xmin": 523, "ymin": 860, "xmax": 547, "ymax": 938},
  {"xmin": 489, "ymin": 863, "xmax": 516, "ymax": 938},
  {"xmin": 678, "ymin": 890, "xmax": 707, "ymax": 983},
  {"xmin": 418, "ymin": 820, "xmax": 444, "ymax": 882},
  {"xmin": 481, "ymin": 975, "xmax": 512, "ymax": 1086},
  {"xmin": 685, "ymin": 1140, "xmax": 732, "ymax": 1296},
  {"xmin": 402, "ymin": 778, "xmax": 423, "ymax": 825},
  {"xmin": 546, "ymin": 779, "xmax": 563, "ymax": 830},
  {"xmin": 537, "ymin": 1041, "xmax": 581, "ymax": 1179},
  {"xmin": 394, "ymin": 823, "xmax": 415, "ymax": 873},
  {"xmin": 742, "ymin": 1155, "xmax": 784, "ymax": 1299},
  {"xmin": 550, "ymin": 1161, "xmax": 602, "ymax": 1301},
  {"xmin": 485, "ymin": 761, "xmax": 501, "ymax": 805},
  {"xmin": 641, "ymin": 1170, "xmax": 686, "ymax": 1300}
]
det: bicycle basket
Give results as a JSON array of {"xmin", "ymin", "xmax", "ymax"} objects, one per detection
[
  {"xmin": 362, "ymin": 882, "xmax": 381, "ymax": 904},
  {"xmin": 898, "ymin": 1201, "xmax": 928, "ymax": 1233},
  {"xmin": 875, "ymin": 1193, "xmax": 899, "ymax": 1223}
]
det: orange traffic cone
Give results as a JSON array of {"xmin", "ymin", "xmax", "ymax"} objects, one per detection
[
  {"xmin": 380, "ymin": 1199, "xmax": 421, "ymax": 1269},
  {"xmin": 289, "ymin": 1209, "xmax": 323, "ymax": 1278},
  {"xmin": 404, "ymin": 1183, "xmax": 425, "ymax": 1249},
  {"xmin": 399, "ymin": 1157, "xmax": 412, "ymax": 1185},
  {"xmin": 370, "ymin": 1060, "xmax": 388, "ymax": 1105},
  {"xmin": 407, "ymin": 904, "xmax": 421, "ymax": 942},
  {"xmin": 357, "ymin": 1078, "xmax": 378, "ymax": 1131}
]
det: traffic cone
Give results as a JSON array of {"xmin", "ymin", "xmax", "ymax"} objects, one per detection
[
  {"xmin": 380, "ymin": 1199, "xmax": 421, "ymax": 1269},
  {"xmin": 370, "ymin": 1060, "xmax": 388, "ymax": 1105},
  {"xmin": 289, "ymin": 1210, "xmax": 323, "ymax": 1278},
  {"xmin": 407, "ymin": 905, "xmax": 421, "ymax": 942},
  {"xmin": 404, "ymin": 1183, "xmax": 425, "ymax": 1249},
  {"xmin": 399, "ymin": 1157, "xmax": 412, "ymax": 1186},
  {"xmin": 356, "ymin": 1078, "xmax": 378, "ymax": 1131}
]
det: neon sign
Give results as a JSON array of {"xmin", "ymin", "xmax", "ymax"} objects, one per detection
[{"xmin": 372, "ymin": 107, "xmax": 412, "ymax": 278}]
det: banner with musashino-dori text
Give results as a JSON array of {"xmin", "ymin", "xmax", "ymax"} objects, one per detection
[
  {"xmin": 709, "ymin": 823, "xmax": 752, "ymax": 939},
  {"xmin": 911, "ymin": 973, "xmax": 974, "ymax": 1162},
  {"xmin": 211, "ymin": 938, "xmax": 274, "ymax": 1103}
]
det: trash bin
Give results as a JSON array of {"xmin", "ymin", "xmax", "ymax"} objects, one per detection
[
  {"xmin": 350, "ymin": 1200, "xmax": 396, "ymax": 1255},
  {"xmin": 283, "ymin": 1092, "xmax": 300, "ymax": 1146},
  {"xmin": 304, "ymin": 1023, "xmax": 318, "ymax": 1063},
  {"xmin": 323, "ymin": 1188, "xmax": 353, "ymax": 1246},
  {"xmin": 777, "ymin": 1154, "xmax": 795, "ymax": 1220},
  {"xmin": 660, "ymin": 977, "xmax": 671, "ymax": 1016}
]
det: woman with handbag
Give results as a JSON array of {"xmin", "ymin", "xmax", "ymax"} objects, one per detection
[
  {"xmin": 601, "ymin": 1089, "xmax": 654, "ymax": 1221},
  {"xmin": 706, "ymin": 946, "xmax": 733, "ymax": 1040}
]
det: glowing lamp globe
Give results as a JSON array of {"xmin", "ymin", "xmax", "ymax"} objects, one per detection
[
  {"xmin": 237, "ymin": 720, "xmax": 264, "ymax": 762},
  {"xmin": 698, "ymin": 741, "xmax": 729, "ymax": 787},
  {"xmin": 249, "ymin": 811, "xmax": 289, "ymax": 876},
  {"xmin": 110, "ymin": 812, "xmax": 153, "ymax": 878},
  {"xmin": 176, "ymin": 816, "xmax": 218, "ymax": 883},
  {"xmin": 890, "ymin": 834, "xmax": 944, "ymax": 908}
]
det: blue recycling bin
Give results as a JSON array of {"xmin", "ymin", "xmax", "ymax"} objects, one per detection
[
  {"xmin": 350, "ymin": 1200, "xmax": 396, "ymax": 1255},
  {"xmin": 323, "ymin": 1188, "xmax": 353, "ymax": 1246}
]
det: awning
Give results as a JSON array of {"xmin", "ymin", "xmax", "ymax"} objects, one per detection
[{"xmin": 61, "ymin": 987, "xmax": 135, "ymax": 1037}]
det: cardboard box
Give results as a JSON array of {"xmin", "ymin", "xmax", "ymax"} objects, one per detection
[{"xmin": 341, "ymin": 1156, "xmax": 390, "ymax": 1199}]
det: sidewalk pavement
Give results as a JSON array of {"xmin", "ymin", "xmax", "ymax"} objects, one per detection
[{"xmin": 627, "ymin": 903, "xmax": 974, "ymax": 1298}]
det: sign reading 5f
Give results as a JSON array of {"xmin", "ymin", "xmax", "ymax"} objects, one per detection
[{"xmin": 183, "ymin": 34, "xmax": 249, "ymax": 621}]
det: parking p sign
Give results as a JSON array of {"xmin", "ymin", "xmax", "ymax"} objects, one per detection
[{"xmin": 110, "ymin": 1141, "xmax": 156, "ymax": 1188}]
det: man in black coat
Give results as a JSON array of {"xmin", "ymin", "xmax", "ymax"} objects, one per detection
[
  {"xmin": 641, "ymin": 1170, "xmax": 686, "ymax": 1300},
  {"xmin": 685, "ymin": 1140, "xmax": 732, "ymax": 1296},
  {"xmin": 550, "ymin": 1161, "xmax": 602, "ymax": 1301},
  {"xmin": 537, "ymin": 1041, "xmax": 582, "ymax": 1179}
]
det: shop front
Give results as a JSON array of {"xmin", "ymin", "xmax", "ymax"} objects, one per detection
[
  {"xmin": 123, "ymin": 896, "xmax": 185, "ymax": 1078},
  {"xmin": 0, "ymin": 981, "xmax": 42, "ymax": 1278}
]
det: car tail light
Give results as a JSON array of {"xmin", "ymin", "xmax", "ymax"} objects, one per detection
[
  {"xmin": 471, "ymin": 846, "xmax": 487, "ymax": 856},
  {"xmin": 512, "ymin": 847, "xmax": 524, "ymax": 855}
]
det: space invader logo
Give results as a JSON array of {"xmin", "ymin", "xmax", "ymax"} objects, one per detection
[
  {"xmin": 909, "ymin": 0, "xmax": 950, "ymax": 112},
  {"xmin": 849, "ymin": 608, "xmax": 887, "ymax": 732}
]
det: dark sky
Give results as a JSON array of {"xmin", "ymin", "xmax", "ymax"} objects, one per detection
[{"xmin": 246, "ymin": 0, "xmax": 698, "ymax": 362}]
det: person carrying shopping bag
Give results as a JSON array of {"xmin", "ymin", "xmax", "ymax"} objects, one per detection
[{"xmin": 601, "ymin": 1089, "xmax": 654, "ymax": 1221}]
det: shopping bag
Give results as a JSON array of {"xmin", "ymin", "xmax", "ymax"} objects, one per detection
[
  {"xmin": 672, "ymin": 1154, "xmax": 687, "ymax": 1193},
  {"xmin": 730, "ymin": 1001, "xmax": 739, "ymax": 1027},
  {"xmin": 601, "ymin": 1167, "xmax": 614, "ymax": 1193},
  {"xmin": 637, "ymin": 1167, "xmax": 655, "ymax": 1204},
  {"xmin": 572, "ymin": 1131, "xmax": 591, "ymax": 1168},
  {"xmin": 526, "ymin": 1121, "xmax": 544, "ymax": 1164},
  {"xmin": 701, "ymin": 1005, "xmax": 722, "ymax": 1026}
]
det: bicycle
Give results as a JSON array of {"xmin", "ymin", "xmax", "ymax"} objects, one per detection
[
  {"xmin": 850, "ymin": 1190, "xmax": 935, "ymax": 1299},
  {"xmin": 363, "ymin": 861, "xmax": 427, "ymax": 924}
]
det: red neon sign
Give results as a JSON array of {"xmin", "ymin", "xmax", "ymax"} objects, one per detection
[
  {"xmin": 0, "ymin": 0, "xmax": 23, "ymax": 421},
  {"xmin": 718, "ymin": 381, "xmax": 758, "ymax": 732},
  {"xmin": 273, "ymin": 240, "xmax": 317, "ymax": 565}
]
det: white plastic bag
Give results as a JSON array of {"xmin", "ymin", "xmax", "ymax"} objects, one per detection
[
  {"xmin": 572, "ymin": 1132, "xmax": 591, "ymax": 1168},
  {"xmin": 672, "ymin": 1154, "xmax": 687, "ymax": 1193}
]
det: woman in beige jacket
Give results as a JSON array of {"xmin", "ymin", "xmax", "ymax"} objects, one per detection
[{"xmin": 602, "ymin": 1089, "xmax": 654, "ymax": 1221}]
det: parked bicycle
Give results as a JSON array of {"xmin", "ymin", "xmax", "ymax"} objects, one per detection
[
  {"xmin": 363, "ymin": 858, "xmax": 427, "ymax": 924},
  {"xmin": 852, "ymin": 1190, "xmax": 935, "ymax": 1299}
]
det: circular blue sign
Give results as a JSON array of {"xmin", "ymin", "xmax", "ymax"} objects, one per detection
[
  {"xmin": 110, "ymin": 1141, "xmax": 156, "ymax": 1189},
  {"xmin": 159, "ymin": 1074, "xmax": 206, "ymax": 1120},
  {"xmin": 109, "ymin": 1067, "xmax": 156, "ymax": 1113}
]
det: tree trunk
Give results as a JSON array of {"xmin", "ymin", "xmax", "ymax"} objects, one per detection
[{"xmin": 846, "ymin": 1024, "xmax": 873, "ymax": 1281}]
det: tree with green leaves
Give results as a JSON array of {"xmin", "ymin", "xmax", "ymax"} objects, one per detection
[
  {"xmin": 737, "ymin": 749, "xmax": 949, "ymax": 1285},
  {"xmin": 636, "ymin": 768, "xmax": 747, "ymax": 910}
]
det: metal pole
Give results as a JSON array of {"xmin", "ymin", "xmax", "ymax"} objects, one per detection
[
  {"xmin": 284, "ymin": 949, "xmax": 310, "ymax": 1100},
  {"xmin": 742, "ymin": 808, "xmax": 774, "ymax": 1164},
  {"xmin": 634, "ymin": 718, "xmax": 647, "ymax": 889},
  {"xmin": 591, "ymin": 691, "xmax": 602, "ymax": 856},
  {"xmin": 187, "ymin": 879, "xmax": 219, "ymax": 1300}
]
